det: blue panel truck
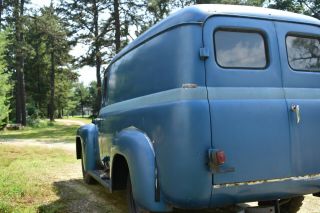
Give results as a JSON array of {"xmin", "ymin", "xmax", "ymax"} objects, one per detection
[{"xmin": 76, "ymin": 4, "xmax": 320, "ymax": 213}]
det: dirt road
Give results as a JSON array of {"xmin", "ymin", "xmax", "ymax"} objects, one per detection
[
  {"xmin": 55, "ymin": 119, "xmax": 87, "ymax": 126},
  {"xmin": 2, "ymin": 140, "xmax": 319, "ymax": 213}
]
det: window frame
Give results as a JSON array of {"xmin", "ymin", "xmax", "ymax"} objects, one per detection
[
  {"xmin": 285, "ymin": 33, "xmax": 320, "ymax": 73},
  {"xmin": 213, "ymin": 28, "xmax": 270, "ymax": 70}
]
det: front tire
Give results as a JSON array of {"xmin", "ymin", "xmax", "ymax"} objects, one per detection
[{"xmin": 127, "ymin": 175, "xmax": 150, "ymax": 213}]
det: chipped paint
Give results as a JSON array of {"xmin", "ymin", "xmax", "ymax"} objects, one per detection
[{"xmin": 213, "ymin": 173, "xmax": 320, "ymax": 189}]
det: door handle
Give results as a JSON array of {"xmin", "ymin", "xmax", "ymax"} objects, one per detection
[{"xmin": 291, "ymin": 104, "xmax": 301, "ymax": 124}]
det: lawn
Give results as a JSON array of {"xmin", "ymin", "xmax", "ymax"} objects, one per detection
[
  {"xmin": 0, "ymin": 144, "xmax": 78, "ymax": 213},
  {"xmin": 66, "ymin": 116, "xmax": 92, "ymax": 124},
  {"xmin": 0, "ymin": 120, "xmax": 80, "ymax": 143}
]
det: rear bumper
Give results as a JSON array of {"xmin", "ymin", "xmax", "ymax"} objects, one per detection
[{"xmin": 210, "ymin": 174, "xmax": 320, "ymax": 207}]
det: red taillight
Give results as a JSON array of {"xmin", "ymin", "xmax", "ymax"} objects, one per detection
[{"xmin": 216, "ymin": 151, "xmax": 226, "ymax": 165}]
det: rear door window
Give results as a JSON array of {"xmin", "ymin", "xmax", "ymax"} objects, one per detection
[
  {"xmin": 214, "ymin": 30, "xmax": 267, "ymax": 69},
  {"xmin": 286, "ymin": 35, "xmax": 320, "ymax": 72}
]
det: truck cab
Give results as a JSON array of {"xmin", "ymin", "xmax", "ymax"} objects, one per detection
[{"xmin": 76, "ymin": 4, "xmax": 320, "ymax": 213}]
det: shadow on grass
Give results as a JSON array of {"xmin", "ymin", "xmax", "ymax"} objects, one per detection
[
  {"xmin": 38, "ymin": 179, "xmax": 128, "ymax": 213},
  {"xmin": 38, "ymin": 179, "xmax": 240, "ymax": 213}
]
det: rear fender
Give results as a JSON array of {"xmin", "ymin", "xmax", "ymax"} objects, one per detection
[
  {"xmin": 76, "ymin": 124, "xmax": 99, "ymax": 171},
  {"xmin": 111, "ymin": 127, "xmax": 171, "ymax": 212}
]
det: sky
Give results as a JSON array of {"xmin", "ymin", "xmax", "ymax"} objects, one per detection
[{"xmin": 31, "ymin": 0, "xmax": 97, "ymax": 86}]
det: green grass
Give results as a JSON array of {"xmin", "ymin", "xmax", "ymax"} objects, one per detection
[
  {"xmin": 66, "ymin": 116, "xmax": 91, "ymax": 124},
  {"xmin": 0, "ymin": 121, "xmax": 79, "ymax": 143},
  {"xmin": 0, "ymin": 145, "xmax": 77, "ymax": 213}
]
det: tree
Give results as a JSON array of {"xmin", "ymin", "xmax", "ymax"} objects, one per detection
[
  {"xmin": 75, "ymin": 82, "xmax": 90, "ymax": 117},
  {"xmin": 21, "ymin": 5, "xmax": 76, "ymax": 121},
  {"xmin": 13, "ymin": 0, "xmax": 27, "ymax": 125},
  {"xmin": 58, "ymin": 0, "xmax": 110, "ymax": 115},
  {"xmin": 268, "ymin": 0, "xmax": 320, "ymax": 19},
  {"xmin": 0, "ymin": 30, "xmax": 12, "ymax": 127},
  {"xmin": 88, "ymin": 81, "xmax": 98, "ymax": 116},
  {"xmin": 35, "ymin": 5, "xmax": 73, "ymax": 121},
  {"xmin": 55, "ymin": 67, "xmax": 78, "ymax": 118},
  {"xmin": 58, "ymin": 0, "xmax": 146, "ymax": 114}
]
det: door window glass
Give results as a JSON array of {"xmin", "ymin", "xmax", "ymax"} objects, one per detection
[
  {"xmin": 214, "ymin": 30, "xmax": 267, "ymax": 69},
  {"xmin": 286, "ymin": 35, "xmax": 320, "ymax": 72}
]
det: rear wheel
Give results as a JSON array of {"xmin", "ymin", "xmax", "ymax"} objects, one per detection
[
  {"xmin": 81, "ymin": 156, "xmax": 96, "ymax": 184},
  {"xmin": 279, "ymin": 196, "xmax": 304, "ymax": 213},
  {"xmin": 127, "ymin": 175, "xmax": 150, "ymax": 213},
  {"xmin": 258, "ymin": 196, "xmax": 304, "ymax": 213}
]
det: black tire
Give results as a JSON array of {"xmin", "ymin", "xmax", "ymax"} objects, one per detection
[
  {"xmin": 258, "ymin": 196, "xmax": 304, "ymax": 213},
  {"xmin": 81, "ymin": 156, "xmax": 96, "ymax": 184},
  {"xmin": 279, "ymin": 196, "xmax": 304, "ymax": 213},
  {"xmin": 127, "ymin": 175, "xmax": 150, "ymax": 213}
]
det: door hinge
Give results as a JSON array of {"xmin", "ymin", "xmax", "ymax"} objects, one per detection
[{"xmin": 199, "ymin": 47, "xmax": 209, "ymax": 60}]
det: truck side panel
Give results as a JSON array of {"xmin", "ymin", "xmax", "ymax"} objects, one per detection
[{"xmin": 98, "ymin": 25, "xmax": 213, "ymax": 208}]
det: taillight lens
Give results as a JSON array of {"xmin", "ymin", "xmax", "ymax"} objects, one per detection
[{"xmin": 216, "ymin": 151, "xmax": 226, "ymax": 165}]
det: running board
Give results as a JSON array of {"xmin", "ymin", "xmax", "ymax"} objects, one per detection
[{"xmin": 88, "ymin": 170, "xmax": 112, "ymax": 191}]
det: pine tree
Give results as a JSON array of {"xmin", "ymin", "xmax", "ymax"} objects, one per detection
[
  {"xmin": 13, "ymin": 0, "xmax": 27, "ymax": 125},
  {"xmin": 0, "ymin": 30, "xmax": 12, "ymax": 127}
]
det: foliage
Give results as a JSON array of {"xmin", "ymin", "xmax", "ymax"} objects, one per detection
[
  {"xmin": 0, "ymin": 120, "xmax": 79, "ymax": 142},
  {"xmin": 88, "ymin": 81, "xmax": 99, "ymax": 115},
  {"xmin": 0, "ymin": 31, "xmax": 12, "ymax": 127},
  {"xmin": 268, "ymin": 0, "xmax": 319, "ymax": 19},
  {"xmin": 1, "ymin": 0, "xmax": 320, "ymax": 126},
  {"xmin": 268, "ymin": 0, "xmax": 305, "ymax": 13},
  {"xmin": 74, "ymin": 82, "xmax": 90, "ymax": 117}
]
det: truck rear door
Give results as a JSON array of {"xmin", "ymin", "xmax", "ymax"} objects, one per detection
[
  {"xmin": 203, "ymin": 16, "xmax": 292, "ymax": 185},
  {"xmin": 275, "ymin": 22, "xmax": 320, "ymax": 176}
]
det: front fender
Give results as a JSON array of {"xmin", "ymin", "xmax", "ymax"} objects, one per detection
[
  {"xmin": 111, "ymin": 127, "xmax": 171, "ymax": 212},
  {"xmin": 77, "ymin": 124, "xmax": 99, "ymax": 172}
]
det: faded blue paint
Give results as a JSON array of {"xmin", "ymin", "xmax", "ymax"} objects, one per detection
[
  {"xmin": 276, "ymin": 22, "xmax": 320, "ymax": 176},
  {"xmin": 111, "ymin": 128, "xmax": 171, "ymax": 211},
  {"xmin": 76, "ymin": 124, "xmax": 100, "ymax": 171},
  {"xmin": 211, "ymin": 177, "xmax": 320, "ymax": 207},
  {"xmin": 112, "ymin": 4, "xmax": 320, "ymax": 65},
  {"xmin": 76, "ymin": 4, "xmax": 320, "ymax": 211}
]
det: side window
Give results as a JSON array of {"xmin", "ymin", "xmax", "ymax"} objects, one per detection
[
  {"xmin": 214, "ymin": 29, "xmax": 267, "ymax": 69},
  {"xmin": 286, "ymin": 35, "xmax": 320, "ymax": 72}
]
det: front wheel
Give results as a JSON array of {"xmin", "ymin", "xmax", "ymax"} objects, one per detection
[{"xmin": 127, "ymin": 175, "xmax": 150, "ymax": 213}]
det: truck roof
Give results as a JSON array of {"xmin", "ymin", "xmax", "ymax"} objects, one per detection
[{"xmin": 110, "ymin": 4, "xmax": 320, "ymax": 65}]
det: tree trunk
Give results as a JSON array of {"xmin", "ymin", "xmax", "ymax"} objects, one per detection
[
  {"xmin": 80, "ymin": 92, "xmax": 84, "ymax": 117},
  {"xmin": 93, "ymin": 0, "xmax": 102, "ymax": 115},
  {"xmin": 0, "ymin": 0, "xmax": 3, "ymax": 30},
  {"xmin": 114, "ymin": 0, "xmax": 121, "ymax": 53},
  {"xmin": 95, "ymin": 56, "xmax": 102, "ymax": 115},
  {"xmin": 15, "ymin": 81, "xmax": 21, "ymax": 123},
  {"xmin": 20, "ymin": 48, "xmax": 26, "ymax": 126},
  {"xmin": 35, "ymin": 29, "xmax": 41, "ymax": 110},
  {"xmin": 49, "ymin": 41, "xmax": 55, "ymax": 122},
  {"xmin": 14, "ymin": 0, "xmax": 26, "ymax": 126}
]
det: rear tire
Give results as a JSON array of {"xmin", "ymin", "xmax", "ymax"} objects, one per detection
[
  {"xmin": 127, "ymin": 175, "xmax": 150, "ymax": 213},
  {"xmin": 81, "ymin": 156, "xmax": 96, "ymax": 184},
  {"xmin": 258, "ymin": 196, "xmax": 304, "ymax": 213},
  {"xmin": 279, "ymin": 196, "xmax": 304, "ymax": 213}
]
